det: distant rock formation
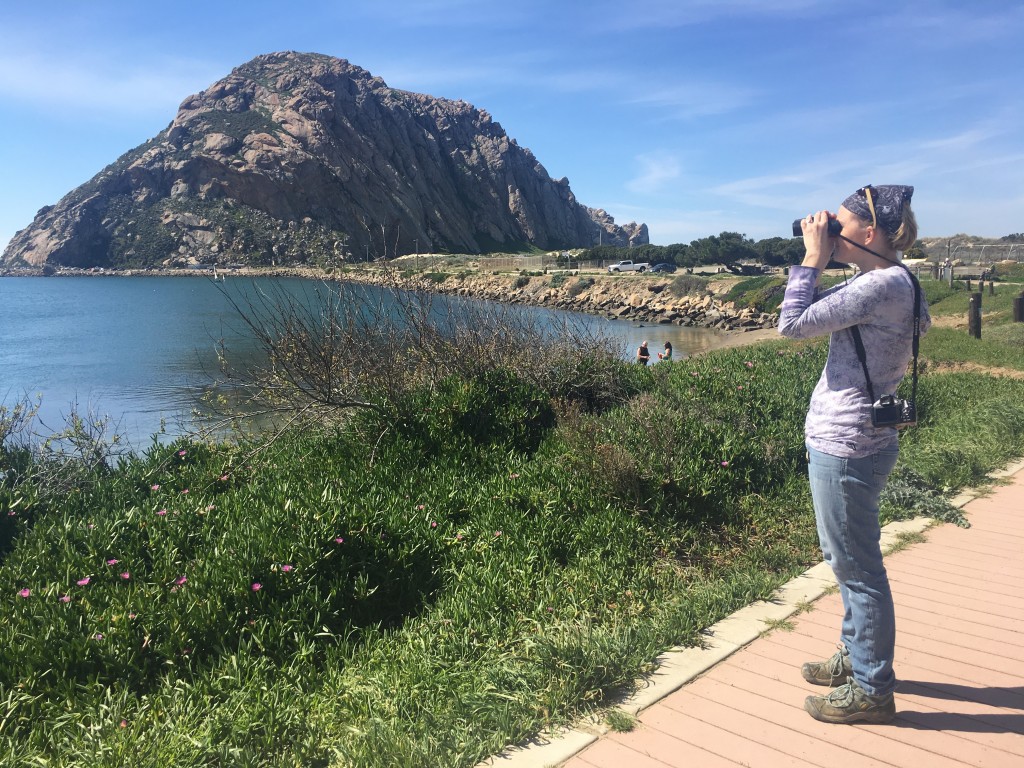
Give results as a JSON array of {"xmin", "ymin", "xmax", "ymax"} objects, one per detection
[{"xmin": 2, "ymin": 51, "xmax": 648, "ymax": 269}]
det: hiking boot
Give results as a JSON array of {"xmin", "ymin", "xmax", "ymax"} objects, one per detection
[
  {"xmin": 804, "ymin": 678, "xmax": 895, "ymax": 724},
  {"xmin": 801, "ymin": 645, "xmax": 852, "ymax": 687}
]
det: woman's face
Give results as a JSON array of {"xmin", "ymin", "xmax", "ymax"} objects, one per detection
[{"xmin": 833, "ymin": 205, "xmax": 873, "ymax": 262}]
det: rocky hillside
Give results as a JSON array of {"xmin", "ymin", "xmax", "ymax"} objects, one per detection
[{"xmin": 3, "ymin": 52, "xmax": 647, "ymax": 270}]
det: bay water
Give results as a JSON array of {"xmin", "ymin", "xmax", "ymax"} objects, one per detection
[{"xmin": 0, "ymin": 275, "xmax": 728, "ymax": 450}]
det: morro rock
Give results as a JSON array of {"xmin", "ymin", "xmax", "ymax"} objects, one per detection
[{"xmin": 2, "ymin": 51, "xmax": 648, "ymax": 269}]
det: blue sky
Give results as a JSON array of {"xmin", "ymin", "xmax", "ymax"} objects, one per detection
[{"xmin": 1, "ymin": 0, "xmax": 1021, "ymax": 250}]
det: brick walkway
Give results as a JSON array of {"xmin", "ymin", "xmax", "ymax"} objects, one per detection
[{"xmin": 564, "ymin": 467, "xmax": 1024, "ymax": 768}]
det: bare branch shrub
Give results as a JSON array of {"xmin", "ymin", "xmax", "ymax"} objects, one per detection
[{"xmin": 198, "ymin": 267, "xmax": 636, "ymax": 444}]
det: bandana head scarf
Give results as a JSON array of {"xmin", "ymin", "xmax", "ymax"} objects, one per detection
[{"xmin": 841, "ymin": 184, "xmax": 914, "ymax": 236}]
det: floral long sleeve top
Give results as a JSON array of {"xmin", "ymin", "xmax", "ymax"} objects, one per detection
[{"xmin": 778, "ymin": 265, "xmax": 931, "ymax": 458}]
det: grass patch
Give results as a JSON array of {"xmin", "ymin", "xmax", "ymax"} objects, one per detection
[{"xmin": 2, "ymin": 325, "xmax": 1023, "ymax": 765}]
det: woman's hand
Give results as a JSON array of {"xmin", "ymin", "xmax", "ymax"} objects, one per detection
[{"xmin": 801, "ymin": 210, "xmax": 834, "ymax": 271}]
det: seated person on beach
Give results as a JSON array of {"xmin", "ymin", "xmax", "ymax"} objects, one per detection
[{"xmin": 636, "ymin": 340, "xmax": 650, "ymax": 365}]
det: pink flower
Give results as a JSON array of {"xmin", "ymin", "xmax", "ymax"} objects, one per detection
[
  {"xmin": 430, "ymin": 521, "xmax": 437, "ymax": 528},
  {"xmin": 174, "ymin": 576, "xmax": 187, "ymax": 586},
  {"xmin": 281, "ymin": 564, "xmax": 293, "ymax": 573},
  {"xmin": 59, "ymin": 594, "xmax": 71, "ymax": 603},
  {"xmin": 77, "ymin": 577, "xmax": 91, "ymax": 586},
  {"xmin": 334, "ymin": 537, "xmax": 344, "ymax": 544},
  {"xmin": 120, "ymin": 720, "xmax": 128, "ymax": 729},
  {"xmin": 94, "ymin": 633, "xmax": 104, "ymax": 641},
  {"xmin": 721, "ymin": 461, "xmax": 730, "ymax": 467},
  {"xmin": 18, "ymin": 588, "xmax": 30, "ymax": 598},
  {"xmin": 456, "ymin": 533, "xmax": 464, "ymax": 541},
  {"xmin": 206, "ymin": 504, "xmax": 216, "ymax": 511},
  {"xmin": 181, "ymin": 489, "xmax": 189, "ymax": 495},
  {"xmin": 251, "ymin": 582, "xmax": 262, "ymax": 591},
  {"xmin": 219, "ymin": 474, "xmax": 229, "ymax": 482},
  {"xmin": 156, "ymin": 509, "xmax": 168, "ymax": 516},
  {"xmin": 120, "ymin": 572, "xmax": 131, "ymax": 580},
  {"xmin": 7, "ymin": 511, "xmax": 15, "ymax": 517},
  {"xmin": 128, "ymin": 612, "xmax": 137, "ymax": 619},
  {"xmin": 178, "ymin": 450, "xmax": 187, "ymax": 457},
  {"xmin": 107, "ymin": 559, "xmax": 119, "ymax": 565},
  {"xmin": 415, "ymin": 504, "xmax": 425, "ymax": 510},
  {"xmin": 510, "ymin": 473, "xmax": 520, "ymax": 479},
  {"xmin": 745, "ymin": 361, "xmax": 754, "ymax": 368},
  {"xmin": 150, "ymin": 484, "xmax": 160, "ymax": 491},
  {"xmin": 494, "ymin": 530, "xmax": 502, "ymax": 537}
]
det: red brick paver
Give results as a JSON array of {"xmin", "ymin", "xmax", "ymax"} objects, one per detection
[{"xmin": 565, "ymin": 472, "xmax": 1024, "ymax": 768}]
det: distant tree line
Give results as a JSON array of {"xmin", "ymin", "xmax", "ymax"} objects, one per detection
[{"xmin": 580, "ymin": 231, "xmax": 936, "ymax": 269}]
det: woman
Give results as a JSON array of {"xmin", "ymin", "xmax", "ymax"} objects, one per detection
[
  {"xmin": 658, "ymin": 341, "xmax": 673, "ymax": 361},
  {"xmin": 778, "ymin": 184, "xmax": 930, "ymax": 724}
]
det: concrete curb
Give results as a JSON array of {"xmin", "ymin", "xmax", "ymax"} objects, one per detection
[{"xmin": 476, "ymin": 458, "xmax": 1024, "ymax": 768}]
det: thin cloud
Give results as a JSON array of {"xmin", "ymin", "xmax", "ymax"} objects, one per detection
[
  {"xmin": 0, "ymin": 49, "xmax": 224, "ymax": 119},
  {"xmin": 627, "ymin": 153, "xmax": 682, "ymax": 195}
]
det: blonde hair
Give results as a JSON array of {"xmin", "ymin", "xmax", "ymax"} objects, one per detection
[{"xmin": 890, "ymin": 204, "xmax": 918, "ymax": 252}]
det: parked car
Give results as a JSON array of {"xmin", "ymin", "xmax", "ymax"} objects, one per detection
[
  {"xmin": 607, "ymin": 260, "xmax": 651, "ymax": 273},
  {"xmin": 650, "ymin": 263, "xmax": 677, "ymax": 273}
]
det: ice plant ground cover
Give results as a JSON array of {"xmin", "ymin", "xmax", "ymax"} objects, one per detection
[{"xmin": 1, "ymin": 278, "xmax": 1023, "ymax": 767}]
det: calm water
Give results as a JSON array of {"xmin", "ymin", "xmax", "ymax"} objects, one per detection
[{"xmin": 0, "ymin": 276, "xmax": 725, "ymax": 449}]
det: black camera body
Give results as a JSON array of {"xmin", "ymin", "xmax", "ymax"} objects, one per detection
[
  {"xmin": 792, "ymin": 218, "xmax": 843, "ymax": 237},
  {"xmin": 871, "ymin": 395, "xmax": 916, "ymax": 429}
]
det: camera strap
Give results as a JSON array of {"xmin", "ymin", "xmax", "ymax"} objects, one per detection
[{"xmin": 847, "ymin": 261, "xmax": 922, "ymax": 413}]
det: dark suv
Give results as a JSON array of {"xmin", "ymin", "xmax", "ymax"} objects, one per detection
[{"xmin": 650, "ymin": 263, "xmax": 677, "ymax": 274}]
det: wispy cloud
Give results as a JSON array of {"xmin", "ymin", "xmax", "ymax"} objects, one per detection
[
  {"xmin": 627, "ymin": 153, "xmax": 683, "ymax": 194},
  {"xmin": 0, "ymin": 48, "xmax": 223, "ymax": 120}
]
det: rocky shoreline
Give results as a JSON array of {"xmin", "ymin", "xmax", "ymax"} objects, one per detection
[
  {"xmin": 342, "ymin": 269, "xmax": 779, "ymax": 333},
  {"xmin": 1, "ymin": 264, "xmax": 780, "ymax": 334}
]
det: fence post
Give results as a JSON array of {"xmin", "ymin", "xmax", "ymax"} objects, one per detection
[
  {"xmin": 948, "ymin": 267, "xmax": 954, "ymax": 288},
  {"xmin": 1014, "ymin": 291, "xmax": 1024, "ymax": 323},
  {"xmin": 969, "ymin": 293, "xmax": 982, "ymax": 338},
  {"xmin": 931, "ymin": 264, "xmax": 939, "ymax": 280},
  {"xmin": 989, "ymin": 280, "xmax": 995, "ymax": 296}
]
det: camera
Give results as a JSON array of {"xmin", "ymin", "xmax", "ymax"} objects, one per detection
[
  {"xmin": 792, "ymin": 218, "xmax": 843, "ymax": 237},
  {"xmin": 871, "ymin": 395, "xmax": 916, "ymax": 429}
]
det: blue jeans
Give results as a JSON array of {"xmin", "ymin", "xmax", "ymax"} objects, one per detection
[{"xmin": 807, "ymin": 443, "xmax": 900, "ymax": 696}]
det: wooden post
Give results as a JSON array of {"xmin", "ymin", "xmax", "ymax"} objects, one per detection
[
  {"xmin": 931, "ymin": 264, "xmax": 939, "ymax": 280},
  {"xmin": 969, "ymin": 293, "xmax": 982, "ymax": 338},
  {"xmin": 948, "ymin": 267, "xmax": 954, "ymax": 288},
  {"xmin": 1014, "ymin": 291, "xmax": 1024, "ymax": 323},
  {"xmin": 966, "ymin": 279, "xmax": 972, "ymax": 292},
  {"xmin": 989, "ymin": 280, "xmax": 995, "ymax": 296}
]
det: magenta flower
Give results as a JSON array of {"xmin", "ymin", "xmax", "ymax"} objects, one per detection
[
  {"xmin": 281, "ymin": 564, "xmax": 293, "ymax": 573},
  {"xmin": 59, "ymin": 594, "xmax": 71, "ymax": 603},
  {"xmin": 219, "ymin": 474, "xmax": 229, "ymax": 482},
  {"xmin": 18, "ymin": 588, "xmax": 30, "ymax": 598},
  {"xmin": 120, "ymin": 719, "xmax": 128, "ymax": 729},
  {"xmin": 120, "ymin": 572, "xmax": 131, "ymax": 580},
  {"xmin": 178, "ymin": 450, "xmax": 187, "ymax": 457},
  {"xmin": 150, "ymin": 484, "xmax": 160, "ymax": 491},
  {"xmin": 174, "ymin": 576, "xmax": 187, "ymax": 586},
  {"xmin": 77, "ymin": 576, "xmax": 91, "ymax": 586},
  {"xmin": 334, "ymin": 537, "xmax": 344, "ymax": 544},
  {"xmin": 156, "ymin": 509, "xmax": 168, "ymax": 516},
  {"xmin": 251, "ymin": 582, "xmax": 262, "ymax": 591},
  {"xmin": 430, "ymin": 521, "xmax": 437, "ymax": 529},
  {"xmin": 721, "ymin": 461, "xmax": 730, "ymax": 467},
  {"xmin": 94, "ymin": 633, "xmax": 104, "ymax": 641},
  {"xmin": 7, "ymin": 511, "xmax": 15, "ymax": 517},
  {"xmin": 107, "ymin": 559, "xmax": 119, "ymax": 565}
]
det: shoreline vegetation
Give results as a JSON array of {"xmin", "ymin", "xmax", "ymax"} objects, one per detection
[{"xmin": 2, "ymin": 268, "xmax": 1024, "ymax": 766}]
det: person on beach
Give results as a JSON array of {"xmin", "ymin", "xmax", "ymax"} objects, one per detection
[
  {"xmin": 636, "ymin": 340, "xmax": 651, "ymax": 365},
  {"xmin": 778, "ymin": 184, "xmax": 930, "ymax": 724},
  {"xmin": 658, "ymin": 341, "xmax": 673, "ymax": 361}
]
